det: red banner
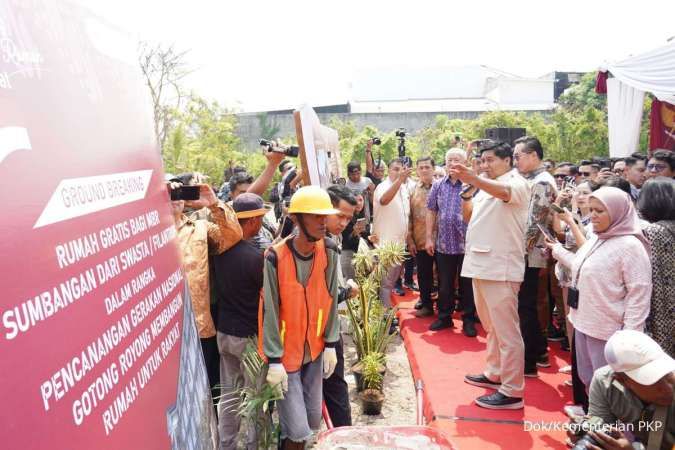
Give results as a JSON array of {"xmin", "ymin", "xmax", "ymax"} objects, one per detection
[
  {"xmin": 0, "ymin": 1, "xmax": 215, "ymax": 449},
  {"xmin": 649, "ymin": 98, "xmax": 675, "ymax": 152}
]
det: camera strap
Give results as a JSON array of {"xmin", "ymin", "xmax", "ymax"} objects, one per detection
[
  {"xmin": 647, "ymin": 405, "xmax": 667, "ymax": 450},
  {"xmin": 571, "ymin": 239, "xmax": 610, "ymax": 289}
]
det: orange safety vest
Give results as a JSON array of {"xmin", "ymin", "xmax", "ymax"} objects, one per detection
[{"xmin": 257, "ymin": 237, "xmax": 333, "ymax": 372}]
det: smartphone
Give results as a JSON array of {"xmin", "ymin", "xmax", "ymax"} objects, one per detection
[
  {"xmin": 550, "ymin": 203, "xmax": 565, "ymax": 214},
  {"xmin": 356, "ymin": 217, "xmax": 367, "ymax": 224},
  {"xmin": 537, "ymin": 223, "xmax": 556, "ymax": 242},
  {"xmin": 170, "ymin": 185, "xmax": 200, "ymax": 201}
]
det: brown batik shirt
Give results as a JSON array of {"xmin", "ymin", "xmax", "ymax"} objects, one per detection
[
  {"xmin": 408, "ymin": 180, "xmax": 433, "ymax": 249},
  {"xmin": 176, "ymin": 202, "xmax": 242, "ymax": 338}
]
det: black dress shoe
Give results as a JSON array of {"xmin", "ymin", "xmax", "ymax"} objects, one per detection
[
  {"xmin": 462, "ymin": 320, "xmax": 477, "ymax": 337},
  {"xmin": 475, "ymin": 392, "xmax": 523, "ymax": 410},
  {"xmin": 415, "ymin": 306, "xmax": 434, "ymax": 318},
  {"xmin": 464, "ymin": 374, "xmax": 501, "ymax": 390},
  {"xmin": 524, "ymin": 364, "xmax": 539, "ymax": 378},
  {"xmin": 429, "ymin": 319, "xmax": 453, "ymax": 331},
  {"xmin": 414, "ymin": 300, "xmax": 424, "ymax": 310}
]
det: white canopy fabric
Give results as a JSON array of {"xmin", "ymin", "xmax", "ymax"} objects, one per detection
[
  {"xmin": 601, "ymin": 41, "xmax": 675, "ymax": 156},
  {"xmin": 602, "ymin": 41, "xmax": 675, "ymax": 104},
  {"xmin": 607, "ymin": 78, "xmax": 645, "ymax": 158}
]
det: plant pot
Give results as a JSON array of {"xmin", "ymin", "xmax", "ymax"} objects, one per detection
[
  {"xmin": 359, "ymin": 389, "xmax": 385, "ymax": 415},
  {"xmin": 351, "ymin": 361, "xmax": 386, "ymax": 392}
]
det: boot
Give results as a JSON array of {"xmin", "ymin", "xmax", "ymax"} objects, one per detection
[{"xmin": 281, "ymin": 438, "xmax": 306, "ymax": 450}]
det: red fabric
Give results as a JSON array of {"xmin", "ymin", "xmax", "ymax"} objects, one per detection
[
  {"xmin": 649, "ymin": 98, "xmax": 675, "ymax": 153},
  {"xmin": 395, "ymin": 306, "xmax": 571, "ymax": 450},
  {"xmin": 595, "ymin": 71, "xmax": 608, "ymax": 94}
]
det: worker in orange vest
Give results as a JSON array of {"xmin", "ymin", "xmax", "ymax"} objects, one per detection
[{"xmin": 259, "ymin": 185, "xmax": 341, "ymax": 450}]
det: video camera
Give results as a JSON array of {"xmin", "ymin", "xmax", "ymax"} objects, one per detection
[
  {"xmin": 569, "ymin": 416, "xmax": 608, "ymax": 450},
  {"xmin": 259, "ymin": 139, "xmax": 299, "ymax": 157},
  {"xmin": 395, "ymin": 128, "xmax": 412, "ymax": 167},
  {"xmin": 371, "ymin": 137, "xmax": 382, "ymax": 145}
]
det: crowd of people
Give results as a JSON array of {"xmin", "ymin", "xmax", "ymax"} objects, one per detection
[{"xmin": 165, "ymin": 138, "xmax": 674, "ymax": 449}]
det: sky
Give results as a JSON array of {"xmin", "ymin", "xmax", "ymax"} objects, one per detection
[{"xmin": 81, "ymin": 0, "xmax": 675, "ymax": 112}]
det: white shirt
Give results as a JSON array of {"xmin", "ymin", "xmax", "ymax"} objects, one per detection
[
  {"xmin": 373, "ymin": 177, "xmax": 410, "ymax": 245},
  {"xmin": 461, "ymin": 169, "xmax": 530, "ymax": 282}
]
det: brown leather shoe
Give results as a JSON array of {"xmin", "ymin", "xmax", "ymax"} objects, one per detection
[{"xmin": 415, "ymin": 306, "xmax": 434, "ymax": 318}]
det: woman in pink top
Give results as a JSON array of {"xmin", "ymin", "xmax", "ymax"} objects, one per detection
[{"xmin": 547, "ymin": 187, "xmax": 651, "ymax": 391}]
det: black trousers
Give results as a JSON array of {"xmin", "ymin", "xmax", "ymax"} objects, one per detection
[
  {"xmin": 403, "ymin": 249, "xmax": 415, "ymax": 285},
  {"xmin": 436, "ymin": 253, "xmax": 476, "ymax": 322},
  {"xmin": 322, "ymin": 336, "xmax": 351, "ymax": 427},
  {"xmin": 518, "ymin": 264, "xmax": 548, "ymax": 368},
  {"xmin": 200, "ymin": 336, "xmax": 220, "ymax": 395},
  {"xmin": 416, "ymin": 250, "xmax": 435, "ymax": 308}
]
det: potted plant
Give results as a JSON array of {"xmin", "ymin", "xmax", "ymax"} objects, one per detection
[
  {"xmin": 346, "ymin": 241, "xmax": 406, "ymax": 382},
  {"xmin": 358, "ymin": 352, "xmax": 385, "ymax": 415},
  {"xmin": 217, "ymin": 338, "xmax": 282, "ymax": 450},
  {"xmin": 351, "ymin": 351, "xmax": 385, "ymax": 392}
]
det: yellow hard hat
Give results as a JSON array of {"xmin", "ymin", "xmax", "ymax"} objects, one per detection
[{"xmin": 288, "ymin": 186, "xmax": 339, "ymax": 215}]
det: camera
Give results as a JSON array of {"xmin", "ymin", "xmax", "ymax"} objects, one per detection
[
  {"xmin": 170, "ymin": 185, "xmax": 200, "ymax": 201},
  {"xmin": 569, "ymin": 416, "xmax": 606, "ymax": 450},
  {"xmin": 259, "ymin": 139, "xmax": 299, "ymax": 157},
  {"xmin": 395, "ymin": 128, "xmax": 406, "ymax": 139},
  {"xmin": 371, "ymin": 137, "xmax": 381, "ymax": 145}
]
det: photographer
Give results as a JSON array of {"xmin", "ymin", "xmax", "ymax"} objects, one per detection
[
  {"xmin": 212, "ymin": 193, "xmax": 269, "ymax": 450},
  {"xmin": 168, "ymin": 180, "xmax": 243, "ymax": 392},
  {"xmin": 373, "ymin": 158, "xmax": 412, "ymax": 306},
  {"xmin": 365, "ymin": 138, "xmax": 386, "ymax": 186},
  {"xmin": 567, "ymin": 330, "xmax": 674, "ymax": 450}
]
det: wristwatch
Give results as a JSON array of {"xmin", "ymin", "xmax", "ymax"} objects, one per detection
[{"xmin": 460, "ymin": 194, "xmax": 473, "ymax": 201}]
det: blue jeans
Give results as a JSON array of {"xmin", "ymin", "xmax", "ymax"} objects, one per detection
[{"xmin": 277, "ymin": 355, "xmax": 324, "ymax": 442}]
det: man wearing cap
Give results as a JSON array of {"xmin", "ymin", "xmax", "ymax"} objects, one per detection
[
  {"xmin": 212, "ymin": 193, "xmax": 270, "ymax": 450},
  {"xmin": 259, "ymin": 186, "xmax": 341, "ymax": 450},
  {"xmin": 574, "ymin": 330, "xmax": 675, "ymax": 450}
]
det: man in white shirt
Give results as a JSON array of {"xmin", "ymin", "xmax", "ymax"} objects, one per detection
[
  {"xmin": 450, "ymin": 141, "xmax": 530, "ymax": 410},
  {"xmin": 373, "ymin": 158, "xmax": 412, "ymax": 307}
]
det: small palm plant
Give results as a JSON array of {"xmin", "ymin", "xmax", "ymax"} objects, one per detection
[
  {"xmin": 216, "ymin": 338, "xmax": 282, "ymax": 450},
  {"xmin": 346, "ymin": 241, "xmax": 407, "ymax": 361}
]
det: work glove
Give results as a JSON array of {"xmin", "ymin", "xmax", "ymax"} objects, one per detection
[
  {"xmin": 323, "ymin": 347, "xmax": 337, "ymax": 379},
  {"xmin": 266, "ymin": 363, "xmax": 288, "ymax": 397}
]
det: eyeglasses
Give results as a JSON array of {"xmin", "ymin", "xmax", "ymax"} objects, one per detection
[
  {"xmin": 647, "ymin": 163, "xmax": 667, "ymax": 172},
  {"xmin": 579, "ymin": 171, "xmax": 591, "ymax": 177},
  {"xmin": 554, "ymin": 174, "xmax": 567, "ymax": 179}
]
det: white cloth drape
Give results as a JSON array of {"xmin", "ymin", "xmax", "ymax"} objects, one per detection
[
  {"xmin": 602, "ymin": 41, "xmax": 675, "ymax": 104},
  {"xmin": 607, "ymin": 78, "xmax": 645, "ymax": 158}
]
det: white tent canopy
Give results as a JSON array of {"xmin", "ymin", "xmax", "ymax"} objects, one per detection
[{"xmin": 601, "ymin": 41, "xmax": 675, "ymax": 157}]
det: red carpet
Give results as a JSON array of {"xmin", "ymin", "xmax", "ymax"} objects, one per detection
[{"xmin": 392, "ymin": 291, "xmax": 573, "ymax": 449}]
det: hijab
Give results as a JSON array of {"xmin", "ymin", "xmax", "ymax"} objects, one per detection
[{"xmin": 590, "ymin": 187, "xmax": 650, "ymax": 253}]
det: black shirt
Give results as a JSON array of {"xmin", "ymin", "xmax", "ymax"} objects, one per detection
[{"xmin": 213, "ymin": 239, "xmax": 264, "ymax": 338}]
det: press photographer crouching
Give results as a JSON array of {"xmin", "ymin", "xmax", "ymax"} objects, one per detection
[
  {"xmin": 167, "ymin": 178, "xmax": 243, "ymax": 393},
  {"xmin": 567, "ymin": 330, "xmax": 674, "ymax": 450}
]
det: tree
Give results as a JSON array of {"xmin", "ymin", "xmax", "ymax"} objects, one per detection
[
  {"xmin": 257, "ymin": 112, "xmax": 281, "ymax": 140},
  {"xmin": 139, "ymin": 42, "xmax": 192, "ymax": 153}
]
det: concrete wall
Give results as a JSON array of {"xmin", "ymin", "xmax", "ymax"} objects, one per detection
[
  {"xmin": 236, "ymin": 110, "xmax": 554, "ymax": 151},
  {"xmin": 235, "ymin": 111, "xmax": 484, "ymax": 151}
]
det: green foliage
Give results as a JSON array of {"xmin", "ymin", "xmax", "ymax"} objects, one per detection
[
  {"xmin": 346, "ymin": 242, "xmax": 406, "ymax": 361},
  {"xmin": 361, "ymin": 352, "xmax": 384, "ymax": 391},
  {"xmin": 162, "ymin": 94, "xmax": 270, "ymax": 186},
  {"xmin": 257, "ymin": 112, "xmax": 281, "ymax": 140},
  {"xmin": 557, "ymin": 72, "xmax": 607, "ymax": 114},
  {"xmin": 216, "ymin": 338, "xmax": 281, "ymax": 450}
]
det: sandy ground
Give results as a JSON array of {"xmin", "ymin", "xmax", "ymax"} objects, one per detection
[{"xmin": 342, "ymin": 330, "xmax": 417, "ymax": 427}]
